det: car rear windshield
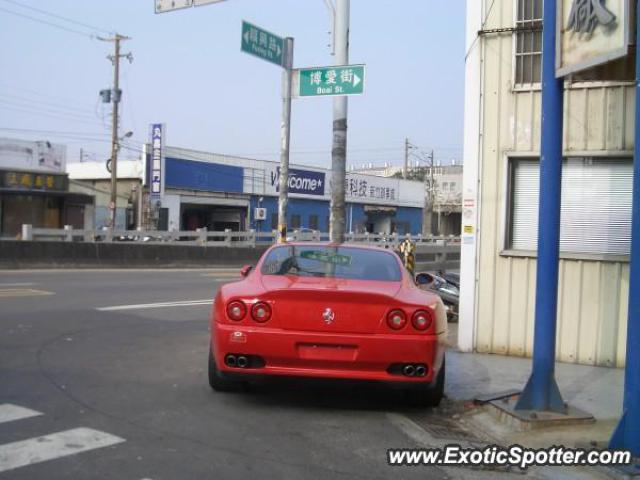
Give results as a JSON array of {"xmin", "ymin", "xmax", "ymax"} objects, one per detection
[{"xmin": 260, "ymin": 246, "xmax": 402, "ymax": 281}]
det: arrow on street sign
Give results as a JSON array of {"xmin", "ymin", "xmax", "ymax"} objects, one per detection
[
  {"xmin": 241, "ymin": 20, "xmax": 284, "ymax": 67},
  {"xmin": 295, "ymin": 65, "xmax": 366, "ymax": 97}
]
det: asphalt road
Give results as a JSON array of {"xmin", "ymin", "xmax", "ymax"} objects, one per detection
[{"xmin": 0, "ymin": 269, "xmax": 458, "ymax": 480}]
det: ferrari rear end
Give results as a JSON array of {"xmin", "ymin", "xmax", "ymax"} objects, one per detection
[{"xmin": 209, "ymin": 243, "xmax": 448, "ymax": 405}]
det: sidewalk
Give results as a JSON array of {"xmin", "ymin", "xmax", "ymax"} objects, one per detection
[{"xmin": 437, "ymin": 336, "xmax": 631, "ymax": 479}]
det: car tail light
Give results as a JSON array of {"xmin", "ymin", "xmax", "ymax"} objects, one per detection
[
  {"xmin": 412, "ymin": 310, "xmax": 433, "ymax": 331},
  {"xmin": 251, "ymin": 302, "xmax": 272, "ymax": 323},
  {"xmin": 386, "ymin": 309, "xmax": 407, "ymax": 330},
  {"xmin": 226, "ymin": 301, "xmax": 247, "ymax": 321}
]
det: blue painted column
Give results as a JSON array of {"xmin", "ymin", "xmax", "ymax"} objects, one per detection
[
  {"xmin": 609, "ymin": 0, "xmax": 640, "ymax": 458},
  {"xmin": 514, "ymin": 0, "xmax": 566, "ymax": 413}
]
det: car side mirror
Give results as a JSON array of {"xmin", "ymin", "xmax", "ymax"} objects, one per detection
[{"xmin": 240, "ymin": 265, "xmax": 252, "ymax": 277}]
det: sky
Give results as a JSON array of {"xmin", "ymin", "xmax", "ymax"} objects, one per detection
[{"xmin": 0, "ymin": 0, "xmax": 465, "ymax": 170}]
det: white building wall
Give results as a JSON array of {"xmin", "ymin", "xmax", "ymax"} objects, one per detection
[{"xmin": 462, "ymin": 0, "xmax": 634, "ymax": 367}]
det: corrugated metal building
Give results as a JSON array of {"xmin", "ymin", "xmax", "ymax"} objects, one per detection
[{"xmin": 460, "ymin": 0, "xmax": 636, "ymax": 368}]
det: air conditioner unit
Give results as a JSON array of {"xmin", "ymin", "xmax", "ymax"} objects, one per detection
[{"xmin": 254, "ymin": 207, "xmax": 267, "ymax": 220}]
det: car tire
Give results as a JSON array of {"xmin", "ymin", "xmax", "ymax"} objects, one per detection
[
  {"xmin": 405, "ymin": 357, "xmax": 445, "ymax": 407},
  {"xmin": 208, "ymin": 348, "xmax": 240, "ymax": 392}
]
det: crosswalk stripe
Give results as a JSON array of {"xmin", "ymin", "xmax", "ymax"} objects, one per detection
[
  {"xmin": 0, "ymin": 404, "xmax": 42, "ymax": 424},
  {"xmin": 0, "ymin": 427, "xmax": 125, "ymax": 473}
]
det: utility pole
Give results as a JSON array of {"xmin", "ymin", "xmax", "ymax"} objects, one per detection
[
  {"xmin": 403, "ymin": 138, "xmax": 409, "ymax": 179},
  {"xmin": 423, "ymin": 149, "xmax": 435, "ymax": 236},
  {"xmin": 329, "ymin": 0, "xmax": 349, "ymax": 244},
  {"xmin": 277, "ymin": 38, "xmax": 294, "ymax": 243},
  {"xmin": 99, "ymin": 33, "xmax": 131, "ymax": 232}
]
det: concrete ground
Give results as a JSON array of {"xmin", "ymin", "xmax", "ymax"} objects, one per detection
[{"xmin": 0, "ymin": 268, "xmax": 631, "ymax": 479}]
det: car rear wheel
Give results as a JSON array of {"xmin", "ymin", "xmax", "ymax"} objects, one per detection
[
  {"xmin": 208, "ymin": 348, "xmax": 241, "ymax": 392},
  {"xmin": 405, "ymin": 357, "xmax": 445, "ymax": 407}
]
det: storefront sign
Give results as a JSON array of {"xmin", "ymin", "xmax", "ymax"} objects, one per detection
[
  {"xmin": 150, "ymin": 124, "xmax": 164, "ymax": 200},
  {"xmin": 0, "ymin": 138, "xmax": 66, "ymax": 174},
  {"xmin": 345, "ymin": 174, "xmax": 397, "ymax": 201},
  {"xmin": 556, "ymin": 0, "xmax": 631, "ymax": 77},
  {"xmin": 0, "ymin": 169, "xmax": 67, "ymax": 191},
  {"xmin": 269, "ymin": 167, "xmax": 326, "ymax": 196},
  {"xmin": 262, "ymin": 162, "xmax": 421, "ymax": 207}
]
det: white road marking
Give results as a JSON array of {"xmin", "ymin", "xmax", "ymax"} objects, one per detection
[
  {"xmin": 0, "ymin": 404, "xmax": 42, "ymax": 424},
  {"xmin": 0, "ymin": 289, "xmax": 54, "ymax": 298},
  {"xmin": 0, "ymin": 427, "xmax": 125, "ymax": 473},
  {"xmin": 96, "ymin": 299, "xmax": 213, "ymax": 311}
]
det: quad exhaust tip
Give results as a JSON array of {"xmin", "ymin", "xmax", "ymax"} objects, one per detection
[
  {"xmin": 403, "ymin": 365, "xmax": 416, "ymax": 376},
  {"xmin": 236, "ymin": 356, "xmax": 249, "ymax": 368},
  {"xmin": 415, "ymin": 365, "xmax": 426, "ymax": 377},
  {"xmin": 225, "ymin": 354, "xmax": 237, "ymax": 367}
]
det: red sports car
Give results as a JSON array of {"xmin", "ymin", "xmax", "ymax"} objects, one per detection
[{"xmin": 208, "ymin": 243, "xmax": 448, "ymax": 405}]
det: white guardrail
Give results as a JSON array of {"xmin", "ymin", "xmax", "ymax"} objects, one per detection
[{"xmin": 18, "ymin": 224, "xmax": 460, "ymax": 249}]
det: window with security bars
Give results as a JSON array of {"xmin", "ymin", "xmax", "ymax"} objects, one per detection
[
  {"xmin": 507, "ymin": 157, "xmax": 632, "ymax": 256},
  {"xmin": 515, "ymin": 0, "xmax": 543, "ymax": 86}
]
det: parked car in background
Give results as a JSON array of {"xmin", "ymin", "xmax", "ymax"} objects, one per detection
[{"xmin": 415, "ymin": 271, "xmax": 459, "ymax": 322}]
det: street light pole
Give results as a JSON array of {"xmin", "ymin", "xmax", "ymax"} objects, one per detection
[{"xmin": 328, "ymin": 0, "xmax": 349, "ymax": 244}]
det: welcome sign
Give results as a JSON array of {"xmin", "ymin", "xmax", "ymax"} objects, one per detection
[{"xmin": 268, "ymin": 166, "xmax": 326, "ymax": 196}]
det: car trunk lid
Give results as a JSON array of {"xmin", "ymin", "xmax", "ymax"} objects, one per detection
[{"xmin": 260, "ymin": 275, "xmax": 402, "ymax": 333}]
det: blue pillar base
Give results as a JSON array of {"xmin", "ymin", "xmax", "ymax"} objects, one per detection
[
  {"xmin": 514, "ymin": 371, "xmax": 566, "ymax": 414},
  {"xmin": 610, "ymin": 408, "xmax": 640, "ymax": 458}
]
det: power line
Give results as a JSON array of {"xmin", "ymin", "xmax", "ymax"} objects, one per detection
[
  {"xmin": 0, "ymin": 6, "xmax": 95, "ymax": 38},
  {"xmin": 0, "ymin": 0, "xmax": 113, "ymax": 35},
  {"xmin": 0, "ymin": 100, "xmax": 100, "ymax": 123},
  {"xmin": 0, "ymin": 97, "xmax": 98, "ymax": 120},
  {"xmin": 0, "ymin": 104, "xmax": 108, "ymax": 126},
  {"xmin": 0, "ymin": 93, "xmax": 96, "ymax": 116},
  {"xmin": 0, "ymin": 127, "xmax": 110, "ymax": 136},
  {"xmin": 0, "ymin": 82, "xmax": 97, "ymax": 110}
]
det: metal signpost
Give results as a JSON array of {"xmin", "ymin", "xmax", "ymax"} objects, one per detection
[
  {"xmin": 295, "ymin": 65, "xmax": 365, "ymax": 97},
  {"xmin": 240, "ymin": 20, "xmax": 292, "ymax": 243}
]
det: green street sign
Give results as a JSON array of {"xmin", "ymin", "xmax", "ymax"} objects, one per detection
[
  {"xmin": 241, "ymin": 20, "xmax": 284, "ymax": 67},
  {"xmin": 297, "ymin": 64, "xmax": 365, "ymax": 97}
]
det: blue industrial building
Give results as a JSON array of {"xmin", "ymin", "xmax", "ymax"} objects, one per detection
[{"xmin": 154, "ymin": 146, "xmax": 425, "ymax": 235}]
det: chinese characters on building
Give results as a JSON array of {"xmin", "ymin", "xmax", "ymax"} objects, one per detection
[
  {"xmin": 567, "ymin": 0, "xmax": 616, "ymax": 35},
  {"xmin": 345, "ymin": 177, "xmax": 396, "ymax": 201},
  {"xmin": 150, "ymin": 124, "xmax": 163, "ymax": 198},
  {"xmin": 1, "ymin": 170, "xmax": 65, "ymax": 191}
]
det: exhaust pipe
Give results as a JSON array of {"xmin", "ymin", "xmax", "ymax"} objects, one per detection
[
  {"xmin": 236, "ymin": 356, "xmax": 249, "ymax": 368},
  {"xmin": 415, "ymin": 365, "xmax": 426, "ymax": 377},
  {"xmin": 225, "ymin": 354, "xmax": 237, "ymax": 367},
  {"xmin": 403, "ymin": 364, "xmax": 416, "ymax": 377}
]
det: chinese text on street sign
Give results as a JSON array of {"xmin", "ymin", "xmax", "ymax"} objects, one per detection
[
  {"xmin": 297, "ymin": 65, "xmax": 365, "ymax": 97},
  {"xmin": 150, "ymin": 124, "xmax": 164, "ymax": 199},
  {"xmin": 241, "ymin": 20, "xmax": 284, "ymax": 67}
]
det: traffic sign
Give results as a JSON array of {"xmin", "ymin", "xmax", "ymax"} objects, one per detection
[
  {"xmin": 241, "ymin": 21, "xmax": 284, "ymax": 67},
  {"xmin": 296, "ymin": 65, "xmax": 365, "ymax": 97}
]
